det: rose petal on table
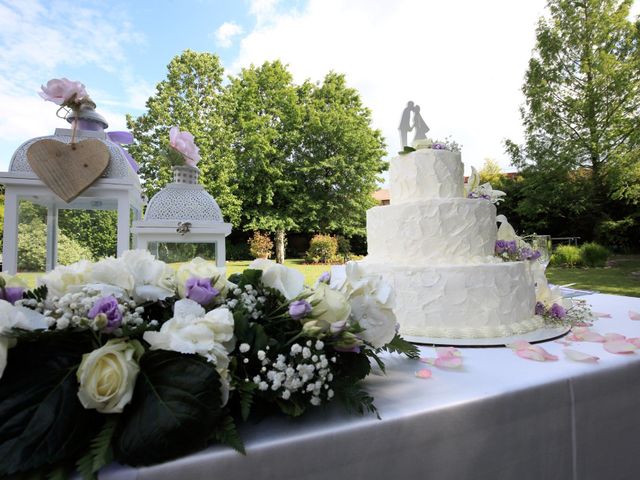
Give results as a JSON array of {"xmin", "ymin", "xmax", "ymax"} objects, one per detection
[
  {"xmin": 563, "ymin": 348, "xmax": 599, "ymax": 363},
  {"xmin": 415, "ymin": 368, "xmax": 433, "ymax": 379},
  {"xmin": 592, "ymin": 312, "xmax": 612, "ymax": 318},
  {"xmin": 604, "ymin": 332, "xmax": 626, "ymax": 342},
  {"xmin": 508, "ymin": 341, "xmax": 558, "ymax": 362},
  {"xmin": 554, "ymin": 340, "xmax": 572, "ymax": 346},
  {"xmin": 434, "ymin": 355, "xmax": 464, "ymax": 369},
  {"xmin": 436, "ymin": 346, "xmax": 462, "ymax": 357},
  {"xmin": 603, "ymin": 340, "xmax": 638, "ymax": 354},
  {"xmin": 629, "ymin": 311, "xmax": 640, "ymax": 321},
  {"xmin": 568, "ymin": 327, "xmax": 605, "ymax": 343},
  {"xmin": 419, "ymin": 357, "xmax": 435, "ymax": 365},
  {"xmin": 627, "ymin": 338, "xmax": 640, "ymax": 348}
]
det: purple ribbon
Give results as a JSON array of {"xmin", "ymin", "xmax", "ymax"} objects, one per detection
[{"xmin": 107, "ymin": 131, "xmax": 139, "ymax": 173}]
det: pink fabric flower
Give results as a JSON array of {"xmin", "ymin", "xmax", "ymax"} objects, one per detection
[
  {"xmin": 507, "ymin": 340, "xmax": 558, "ymax": 362},
  {"xmin": 39, "ymin": 78, "xmax": 87, "ymax": 106},
  {"xmin": 169, "ymin": 126, "xmax": 201, "ymax": 166}
]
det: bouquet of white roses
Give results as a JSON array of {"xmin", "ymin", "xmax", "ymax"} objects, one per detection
[{"xmin": 0, "ymin": 252, "xmax": 417, "ymax": 479}]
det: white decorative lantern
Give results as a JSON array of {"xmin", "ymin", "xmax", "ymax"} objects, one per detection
[
  {"xmin": 131, "ymin": 165, "xmax": 232, "ymax": 269},
  {"xmin": 0, "ymin": 105, "xmax": 143, "ymax": 274}
]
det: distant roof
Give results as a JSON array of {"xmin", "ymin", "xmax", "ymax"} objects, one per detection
[{"xmin": 373, "ymin": 189, "xmax": 390, "ymax": 201}]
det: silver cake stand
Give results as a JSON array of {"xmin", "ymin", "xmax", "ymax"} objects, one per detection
[{"xmin": 404, "ymin": 325, "xmax": 571, "ymax": 348}]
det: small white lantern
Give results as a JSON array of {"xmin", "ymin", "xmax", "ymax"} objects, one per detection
[
  {"xmin": 0, "ymin": 105, "xmax": 143, "ymax": 274},
  {"xmin": 131, "ymin": 165, "xmax": 232, "ymax": 269}
]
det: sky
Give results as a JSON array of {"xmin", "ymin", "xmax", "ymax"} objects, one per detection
[{"xmin": 1, "ymin": 0, "xmax": 635, "ymax": 183}]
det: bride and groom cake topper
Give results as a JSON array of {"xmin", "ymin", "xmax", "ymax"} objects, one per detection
[{"xmin": 398, "ymin": 100, "xmax": 430, "ymax": 148}]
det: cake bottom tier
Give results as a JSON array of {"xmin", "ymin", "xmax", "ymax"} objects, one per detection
[{"xmin": 359, "ymin": 260, "xmax": 542, "ymax": 339}]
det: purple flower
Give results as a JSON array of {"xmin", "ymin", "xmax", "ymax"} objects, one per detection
[
  {"xmin": 507, "ymin": 241, "xmax": 518, "ymax": 254},
  {"xmin": 0, "ymin": 287, "xmax": 24, "ymax": 305},
  {"xmin": 549, "ymin": 303, "xmax": 567, "ymax": 319},
  {"xmin": 185, "ymin": 277, "xmax": 219, "ymax": 306},
  {"xmin": 88, "ymin": 296, "xmax": 123, "ymax": 332},
  {"xmin": 535, "ymin": 301, "xmax": 546, "ymax": 316},
  {"xmin": 495, "ymin": 240, "xmax": 508, "ymax": 254},
  {"xmin": 289, "ymin": 300, "xmax": 312, "ymax": 320},
  {"xmin": 529, "ymin": 250, "xmax": 542, "ymax": 261},
  {"xmin": 317, "ymin": 272, "xmax": 330, "ymax": 284},
  {"xmin": 432, "ymin": 143, "xmax": 446, "ymax": 150}
]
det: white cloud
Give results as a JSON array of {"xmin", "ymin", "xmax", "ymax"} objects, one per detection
[
  {"xmin": 215, "ymin": 21, "xmax": 244, "ymax": 48},
  {"xmin": 232, "ymin": 0, "xmax": 548, "ymax": 178},
  {"xmin": 249, "ymin": 0, "xmax": 281, "ymax": 25}
]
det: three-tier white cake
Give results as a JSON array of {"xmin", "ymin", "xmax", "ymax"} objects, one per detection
[{"xmin": 360, "ymin": 148, "xmax": 543, "ymax": 339}]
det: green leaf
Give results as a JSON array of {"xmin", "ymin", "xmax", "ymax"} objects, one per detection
[
  {"xmin": 115, "ymin": 351, "xmax": 224, "ymax": 466},
  {"xmin": 211, "ymin": 415, "xmax": 245, "ymax": 455},
  {"xmin": 75, "ymin": 416, "xmax": 118, "ymax": 480},
  {"xmin": 381, "ymin": 334, "xmax": 420, "ymax": 359},
  {"xmin": 333, "ymin": 381, "xmax": 379, "ymax": 419},
  {"xmin": 0, "ymin": 333, "xmax": 101, "ymax": 477},
  {"xmin": 23, "ymin": 285, "xmax": 48, "ymax": 303},
  {"xmin": 334, "ymin": 351, "xmax": 371, "ymax": 380},
  {"xmin": 238, "ymin": 382, "xmax": 257, "ymax": 422},
  {"xmin": 398, "ymin": 146, "xmax": 416, "ymax": 155}
]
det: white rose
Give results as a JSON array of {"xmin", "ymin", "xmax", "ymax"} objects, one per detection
[
  {"xmin": 350, "ymin": 293, "xmax": 397, "ymax": 348},
  {"xmin": 248, "ymin": 258, "xmax": 276, "ymax": 271},
  {"xmin": 39, "ymin": 260, "xmax": 92, "ymax": 298},
  {"xmin": 143, "ymin": 299, "xmax": 235, "ymax": 368},
  {"xmin": 121, "ymin": 250, "xmax": 175, "ymax": 302},
  {"xmin": 76, "ymin": 339, "xmax": 142, "ymax": 414},
  {"xmin": 261, "ymin": 264, "xmax": 305, "ymax": 300},
  {"xmin": 89, "ymin": 257, "xmax": 135, "ymax": 293},
  {"xmin": 306, "ymin": 283, "xmax": 351, "ymax": 331},
  {"xmin": 0, "ymin": 300, "xmax": 48, "ymax": 379},
  {"xmin": 176, "ymin": 257, "xmax": 227, "ymax": 298}
]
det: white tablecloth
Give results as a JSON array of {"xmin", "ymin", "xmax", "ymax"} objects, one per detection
[{"xmin": 102, "ymin": 293, "xmax": 640, "ymax": 480}]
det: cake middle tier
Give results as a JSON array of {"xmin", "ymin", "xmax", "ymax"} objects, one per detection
[{"xmin": 367, "ymin": 198, "xmax": 497, "ymax": 264}]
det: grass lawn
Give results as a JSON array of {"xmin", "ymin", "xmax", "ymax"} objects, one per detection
[
  {"xmin": 15, "ymin": 255, "xmax": 640, "ymax": 298},
  {"xmin": 545, "ymin": 254, "xmax": 640, "ymax": 298}
]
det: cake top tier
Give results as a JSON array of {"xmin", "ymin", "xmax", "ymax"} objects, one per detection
[{"xmin": 389, "ymin": 149, "xmax": 464, "ymax": 204}]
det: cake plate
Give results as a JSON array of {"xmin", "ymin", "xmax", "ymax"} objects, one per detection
[{"xmin": 404, "ymin": 324, "xmax": 571, "ymax": 348}]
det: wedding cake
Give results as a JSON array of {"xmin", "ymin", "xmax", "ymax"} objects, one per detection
[{"xmin": 360, "ymin": 148, "xmax": 543, "ymax": 339}]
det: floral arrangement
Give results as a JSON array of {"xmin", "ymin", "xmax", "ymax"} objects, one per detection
[
  {"xmin": 465, "ymin": 166, "xmax": 505, "ymax": 204},
  {"xmin": 0, "ymin": 252, "xmax": 417, "ymax": 479},
  {"xmin": 39, "ymin": 78, "xmax": 90, "ymax": 110},
  {"xmin": 399, "ymin": 136, "xmax": 462, "ymax": 154},
  {"xmin": 166, "ymin": 126, "xmax": 201, "ymax": 167}
]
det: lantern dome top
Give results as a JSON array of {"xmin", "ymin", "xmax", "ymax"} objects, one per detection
[
  {"xmin": 143, "ymin": 165, "xmax": 224, "ymax": 223},
  {"xmin": 8, "ymin": 128, "xmax": 139, "ymax": 186}
]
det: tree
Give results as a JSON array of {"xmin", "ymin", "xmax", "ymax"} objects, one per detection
[
  {"xmin": 126, "ymin": 50, "xmax": 242, "ymax": 225},
  {"xmin": 224, "ymin": 61, "xmax": 303, "ymax": 263},
  {"xmin": 478, "ymin": 158, "xmax": 504, "ymax": 186},
  {"xmin": 224, "ymin": 64, "xmax": 386, "ymax": 263},
  {"xmin": 295, "ymin": 72, "xmax": 386, "ymax": 236},
  {"xmin": 506, "ymin": 0, "xmax": 640, "ymax": 237}
]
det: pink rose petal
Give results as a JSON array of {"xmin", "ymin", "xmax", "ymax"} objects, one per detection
[
  {"xmin": 419, "ymin": 357, "xmax": 435, "ymax": 365},
  {"xmin": 628, "ymin": 338, "xmax": 640, "ymax": 348},
  {"xmin": 603, "ymin": 340, "xmax": 637, "ymax": 354},
  {"xmin": 593, "ymin": 312, "xmax": 612, "ymax": 318},
  {"xmin": 629, "ymin": 310, "xmax": 640, "ymax": 321},
  {"xmin": 563, "ymin": 348, "xmax": 599, "ymax": 363},
  {"xmin": 568, "ymin": 327, "xmax": 605, "ymax": 343},
  {"xmin": 435, "ymin": 346, "xmax": 461, "ymax": 357},
  {"xmin": 434, "ymin": 356, "xmax": 463, "ymax": 369},
  {"xmin": 415, "ymin": 368, "xmax": 432, "ymax": 379},
  {"xmin": 515, "ymin": 348, "xmax": 546, "ymax": 362},
  {"xmin": 554, "ymin": 340, "xmax": 572, "ymax": 346},
  {"xmin": 604, "ymin": 332, "xmax": 626, "ymax": 342}
]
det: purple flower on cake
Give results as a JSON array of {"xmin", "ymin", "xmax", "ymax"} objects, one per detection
[
  {"xmin": 88, "ymin": 296, "xmax": 123, "ymax": 332},
  {"xmin": 535, "ymin": 301, "xmax": 546, "ymax": 316},
  {"xmin": 185, "ymin": 277, "xmax": 219, "ymax": 306},
  {"xmin": 318, "ymin": 272, "xmax": 330, "ymax": 284},
  {"xmin": 432, "ymin": 143, "xmax": 446, "ymax": 150},
  {"xmin": 169, "ymin": 126, "xmax": 201, "ymax": 166},
  {"xmin": 549, "ymin": 303, "xmax": 567, "ymax": 319},
  {"xmin": 39, "ymin": 78, "xmax": 88, "ymax": 106},
  {"xmin": 289, "ymin": 300, "xmax": 312, "ymax": 320}
]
